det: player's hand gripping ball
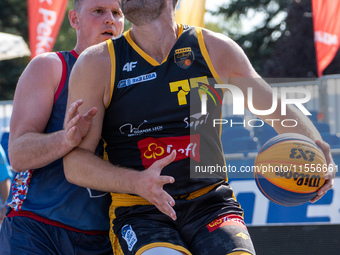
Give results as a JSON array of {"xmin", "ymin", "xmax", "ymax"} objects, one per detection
[{"xmin": 254, "ymin": 133, "xmax": 327, "ymax": 206}]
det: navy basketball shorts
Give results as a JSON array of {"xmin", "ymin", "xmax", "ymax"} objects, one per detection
[
  {"xmin": 0, "ymin": 216, "xmax": 113, "ymax": 255},
  {"xmin": 110, "ymin": 182, "xmax": 256, "ymax": 255}
]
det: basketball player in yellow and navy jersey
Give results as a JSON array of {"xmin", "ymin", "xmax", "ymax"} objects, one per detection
[
  {"xmin": 64, "ymin": 0, "xmax": 335, "ymax": 254},
  {"xmin": 0, "ymin": 0, "xmax": 124, "ymax": 254}
]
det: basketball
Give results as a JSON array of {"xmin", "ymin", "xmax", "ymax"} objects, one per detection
[{"xmin": 254, "ymin": 133, "xmax": 327, "ymax": 206}]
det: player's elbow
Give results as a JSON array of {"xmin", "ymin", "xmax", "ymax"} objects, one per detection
[
  {"xmin": 8, "ymin": 150, "xmax": 26, "ymax": 173},
  {"xmin": 63, "ymin": 167, "xmax": 77, "ymax": 184},
  {"xmin": 10, "ymin": 163, "xmax": 24, "ymax": 173},
  {"xmin": 63, "ymin": 154, "xmax": 78, "ymax": 185}
]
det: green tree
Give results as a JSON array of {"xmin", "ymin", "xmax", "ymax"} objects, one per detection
[
  {"xmin": 261, "ymin": 0, "xmax": 317, "ymax": 77},
  {"xmin": 0, "ymin": 1, "xmax": 76, "ymax": 100},
  {"xmin": 0, "ymin": 0, "xmax": 136, "ymax": 100},
  {"xmin": 0, "ymin": 0, "xmax": 28, "ymax": 38},
  {"xmin": 205, "ymin": 22, "xmax": 223, "ymax": 34},
  {"xmin": 263, "ymin": 0, "xmax": 340, "ymax": 77},
  {"xmin": 0, "ymin": 0, "xmax": 29, "ymax": 100},
  {"xmin": 53, "ymin": 1, "xmax": 77, "ymax": 52},
  {"xmin": 216, "ymin": 0, "xmax": 290, "ymax": 74},
  {"xmin": 215, "ymin": 0, "xmax": 340, "ymax": 77}
]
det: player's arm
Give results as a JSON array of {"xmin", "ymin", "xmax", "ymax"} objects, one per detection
[
  {"xmin": 203, "ymin": 29, "xmax": 335, "ymax": 201},
  {"xmin": 0, "ymin": 178, "xmax": 11, "ymax": 224},
  {"xmin": 202, "ymin": 29, "xmax": 320, "ymax": 138},
  {"xmin": 8, "ymin": 53, "xmax": 89, "ymax": 172},
  {"xmin": 63, "ymin": 43, "xmax": 177, "ymax": 220}
]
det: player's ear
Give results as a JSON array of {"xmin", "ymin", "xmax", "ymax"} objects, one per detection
[{"xmin": 69, "ymin": 9, "xmax": 79, "ymax": 29}]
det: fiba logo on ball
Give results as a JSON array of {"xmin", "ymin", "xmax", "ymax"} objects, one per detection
[{"xmin": 254, "ymin": 133, "xmax": 327, "ymax": 206}]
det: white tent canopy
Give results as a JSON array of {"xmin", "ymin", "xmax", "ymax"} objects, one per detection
[{"xmin": 0, "ymin": 32, "xmax": 31, "ymax": 61}]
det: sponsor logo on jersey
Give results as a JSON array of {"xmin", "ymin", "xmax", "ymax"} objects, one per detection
[
  {"xmin": 138, "ymin": 135, "xmax": 200, "ymax": 168},
  {"xmin": 236, "ymin": 232, "xmax": 250, "ymax": 240},
  {"xmin": 119, "ymin": 120, "xmax": 163, "ymax": 137},
  {"xmin": 174, "ymin": 47, "xmax": 195, "ymax": 69},
  {"xmin": 121, "ymin": 225, "xmax": 138, "ymax": 251},
  {"xmin": 184, "ymin": 112, "xmax": 210, "ymax": 130},
  {"xmin": 123, "ymin": 61, "xmax": 138, "ymax": 72},
  {"xmin": 118, "ymin": 72, "xmax": 157, "ymax": 88},
  {"xmin": 207, "ymin": 214, "xmax": 246, "ymax": 233},
  {"xmin": 169, "ymin": 77, "xmax": 222, "ymax": 109}
]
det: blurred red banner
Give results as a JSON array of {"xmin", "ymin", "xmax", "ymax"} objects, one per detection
[
  {"xmin": 312, "ymin": 0, "xmax": 340, "ymax": 77},
  {"xmin": 28, "ymin": 0, "xmax": 68, "ymax": 59}
]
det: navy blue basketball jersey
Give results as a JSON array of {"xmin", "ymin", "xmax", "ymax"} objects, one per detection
[
  {"xmin": 6, "ymin": 51, "xmax": 111, "ymax": 232},
  {"xmin": 103, "ymin": 24, "xmax": 227, "ymax": 197}
]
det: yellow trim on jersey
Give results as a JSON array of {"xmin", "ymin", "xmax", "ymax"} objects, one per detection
[
  {"xmin": 111, "ymin": 193, "xmax": 152, "ymax": 207},
  {"xmin": 227, "ymin": 252, "xmax": 253, "ymax": 255},
  {"xmin": 196, "ymin": 27, "xmax": 224, "ymax": 87},
  {"xmin": 124, "ymin": 23, "xmax": 184, "ymax": 66},
  {"xmin": 106, "ymin": 39, "xmax": 116, "ymax": 109},
  {"xmin": 177, "ymin": 23, "xmax": 184, "ymax": 38},
  {"xmin": 136, "ymin": 242, "xmax": 192, "ymax": 255},
  {"xmin": 124, "ymin": 30, "xmax": 159, "ymax": 66},
  {"xmin": 196, "ymin": 27, "xmax": 230, "ymax": 183},
  {"xmin": 110, "ymin": 183, "xmax": 219, "ymax": 208},
  {"xmin": 102, "ymin": 139, "xmax": 109, "ymax": 162},
  {"xmin": 217, "ymin": 112, "xmax": 240, "ymax": 208},
  {"xmin": 215, "ymin": 108, "xmax": 228, "ymax": 183},
  {"xmin": 109, "ymin": 205, "xmax": 125, "ymax": 255},
  {"xmin": 196, "ymin": 27, "xmax": 232, "ymax": 185},
  {"xmin": 185, "ymin": 183, "xmax": 219, "ymax": 200}
]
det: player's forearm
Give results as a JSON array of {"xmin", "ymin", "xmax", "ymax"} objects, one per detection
[
  {"xmin": 9, "ymin": 131, "xmax": 74, "ymax": 172},
  {"xmin": 0, "ymin": 179, "xmax": 10, "ymax": 204},
  {"xmin": 0, "ymin": 180, "xmax": 9, "ymax": 223},
  {"xmin": 269, "ymin": 105, "xmax": 322, "ymax": 141},
  {"xmin": 0, "ymin": 207, "xmax": 6, "ymax": 222},
  {"xmin": 0, "ymin": 180, "xmax": 8, "ymax": 223},
  {"xmin": 63, "ymin": 147, "xmax": 140, "ymax": 194}
]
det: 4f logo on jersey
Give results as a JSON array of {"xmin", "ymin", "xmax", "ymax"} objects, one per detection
[
  {"xmin": 123, "ymin": 61, "xmax": 137, "ymax": 72},
  {"xmin": 174, "ymin": 47, "xmax": 194, "ymax": 69}
]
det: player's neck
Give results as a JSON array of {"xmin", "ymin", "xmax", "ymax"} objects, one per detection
[
  {"xmin": 73, "ymin": 44, "xmax": 85, "ymax": 56},
  {"xmin": 130, "ymin": 16, "xmax": 178, "ymax": 64}
]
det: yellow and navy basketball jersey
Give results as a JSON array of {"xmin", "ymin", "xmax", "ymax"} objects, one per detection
[{"xmin": 103, "ymin": 24, "xmax": 226, "ymax": 196}]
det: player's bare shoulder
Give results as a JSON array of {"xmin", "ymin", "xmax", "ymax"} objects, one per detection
[
  {"xmin": 28, "ymin": 52, "xmax": 62, "ymax": 72},
  {"xmin": 201, "ymin": 28, "xmax": 253, "ymax": 78},
  {"xmin": 201, "ymin": 28, "xmax": 234, "ymax": 46},
  {"xmin": 17, "ymin": 52, "xmax": 62, "ymax": 91},
  {"xmin": 69, "ymin": 41, "xmax": 112, "ymax": 104},
  {"xmin": 74, "ymin": 41, "xmax": 111, "ymax": 82},
  {"xmin": 77, "ymin": 41, "xmax": 111, "ymax": 68}
]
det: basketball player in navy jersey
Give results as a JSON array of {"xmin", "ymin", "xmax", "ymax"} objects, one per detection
[
  {"xmin": 64, "ymin": 0, "xmax": 335, "ymax": 254},
  {"xmin": 0, "ymin": 0, "xmax": 124, "ymax": 254}
]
